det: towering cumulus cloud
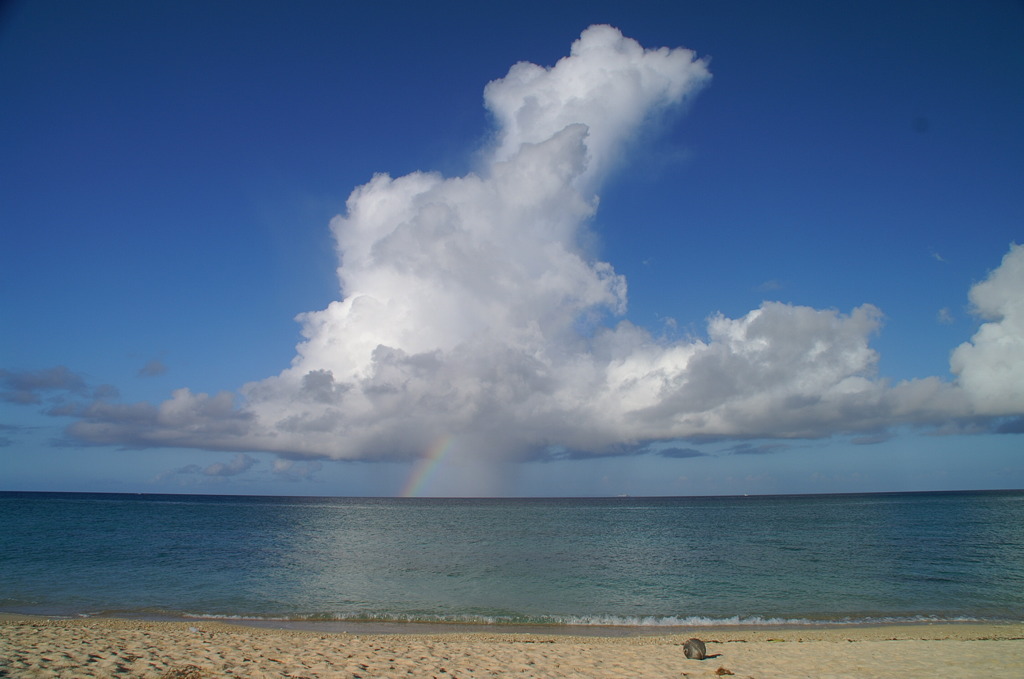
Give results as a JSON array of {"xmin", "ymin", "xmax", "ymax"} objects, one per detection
[
  {"xmin": 950, "ymin": 244, "xmax": 1024, "ymax": 415},
  {"xmin": 240, "ymin": 25, "xmax": 711, "ymax": 460},
  {"xmin": 66, "ymin": 26, "xmax": 1021, "ymax": 462}
]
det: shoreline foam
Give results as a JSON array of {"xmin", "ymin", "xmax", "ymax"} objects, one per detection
[{"xmin": 6, "ymin": 610, "xmax": 1015, "ymax": 639}]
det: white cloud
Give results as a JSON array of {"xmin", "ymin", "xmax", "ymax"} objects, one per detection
[
  {"xmin": 1, "ymin": 366, "xmax": 89, "ymax": 404},
  {"xmin": 272, "ymin": 458, "xmax": 323, "ymax": 481},
  {"xmin": 156, "ymin": 453, "xmax": 259, "ymax": 482},
  {"xmin": 485, "ymin": 24, "xmax": 710, "ymax": 189},
  {"xmin": 137, "ymin": 358, "xmax": 167, "ymax": 377},
  {"xmin": 203, "ymin": 453, "xmax": 258, "ymax": 477},
  {"xmin": 950, "ymin": 243, "xmax": 1024, "ymax": 415},
  {"xmin": 47, "ymin": 27, "xmax": 1023, "ymax": 464}
]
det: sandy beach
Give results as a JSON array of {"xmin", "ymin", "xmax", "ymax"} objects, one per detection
[{"xmin": 2, "ymin": 615, "xmax": 1022, "ymax": 679}]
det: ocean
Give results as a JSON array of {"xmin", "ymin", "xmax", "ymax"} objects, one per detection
[{"xmin": 1, "ymin": 490, "xmax": 1022, "ymax": 628}]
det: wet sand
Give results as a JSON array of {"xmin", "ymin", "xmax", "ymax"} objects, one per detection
[{"xmin": 2, "ymin": 614, "xmax": 1022, "ymax": 678}]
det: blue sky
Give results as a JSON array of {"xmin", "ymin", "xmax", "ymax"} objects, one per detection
[{"xmin": 2, "ymin": 0, "xmax": 1022, "ymax": 496}]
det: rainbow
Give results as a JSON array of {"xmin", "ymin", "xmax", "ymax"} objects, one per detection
[{"xmin": 400, "ymin": 435, "xmax": 456, "ymax": 497}]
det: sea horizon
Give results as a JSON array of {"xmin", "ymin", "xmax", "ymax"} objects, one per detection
[{"xmin": 3, "ymin": 487, "xmax": 1021, "ymax": 500}]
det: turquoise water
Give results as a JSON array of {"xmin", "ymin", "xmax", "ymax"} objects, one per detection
[{"xmin": 1, "ymin": 491, "xmax": 1022, "ymax": 626}]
